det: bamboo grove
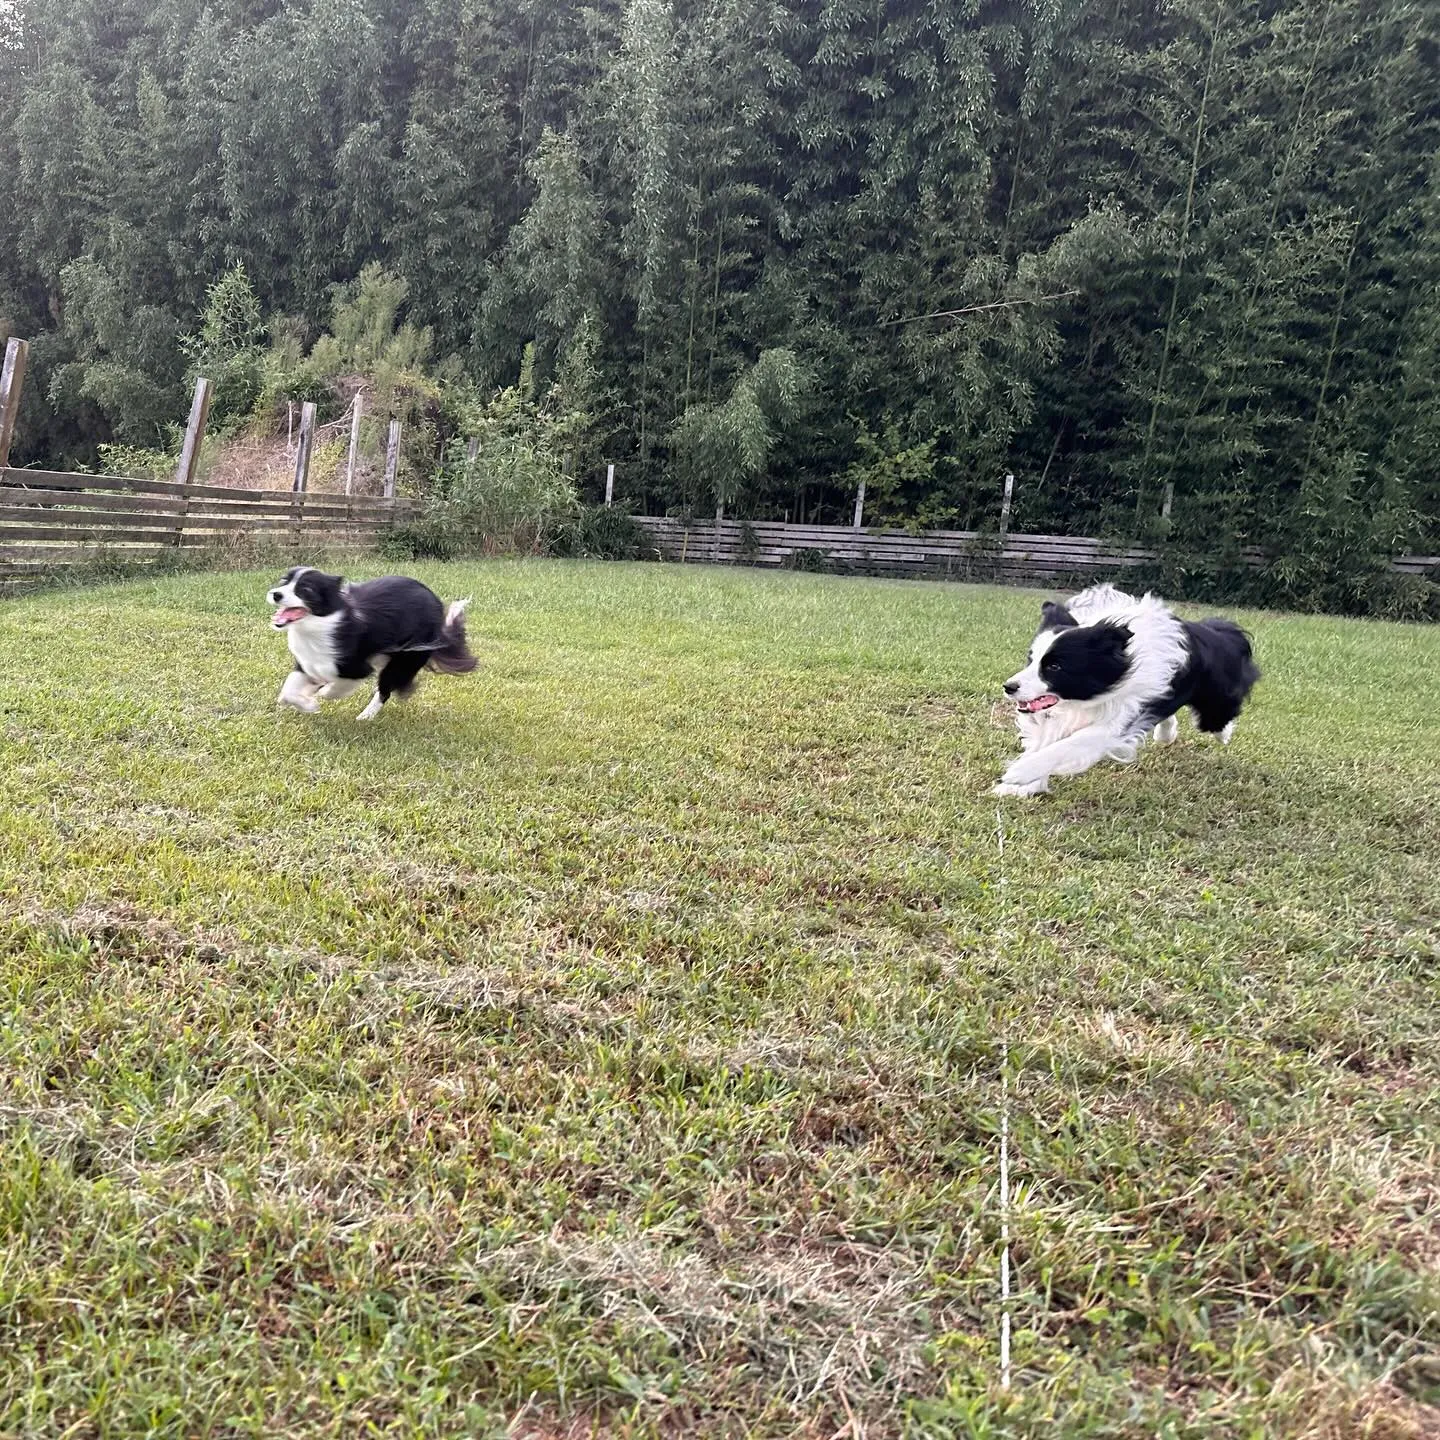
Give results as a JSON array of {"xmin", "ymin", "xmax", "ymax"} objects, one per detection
[{"xmin": 2, "ymin": 0, "xmax": 1437, "ymax": 613}]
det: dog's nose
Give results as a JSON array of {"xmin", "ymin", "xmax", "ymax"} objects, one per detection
[{"xmin": 1003, "ymin": 679, "xmax": 1019, "ymax": 695}]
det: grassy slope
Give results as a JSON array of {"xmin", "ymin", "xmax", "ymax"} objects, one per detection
[{"xmin": 0, "ymin": 561, "xmax": 1437, "ymax": 1439}]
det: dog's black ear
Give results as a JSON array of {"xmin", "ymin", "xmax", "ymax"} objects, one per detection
[
  {"xmin": 296, "ymin": 569, "xmax": 345, "ymax": 616},
  {"xmin": 1090, "ymin": 622, "xmax": 1130, "ymax": 659},
  {"xmin": 1041, "ymin": 601, "xmax": 1078, "ymax": 630}
]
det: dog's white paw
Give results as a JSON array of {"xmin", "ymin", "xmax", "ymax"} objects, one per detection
[
  {"xmin": 1000, "ymin": 755, "xmax": 1046, "ymax": 787},
  {"xmin": 993, "ymin": 779, "xmax": 1048, "ymax": 798},
  {"xmin": 278, "ymin": 671, "xmax": 322, "ymax": 713},
  {"xmin": 356, "ymin": 694, "xmax": 384, "ymax": 722},
  {"xmin": 1220, "ymin": 721, "xmax": 1236, "ymax": 745},
  {"xmin": 1152, "ymin": 715, "xmax": 1179, "ymax": 746}
]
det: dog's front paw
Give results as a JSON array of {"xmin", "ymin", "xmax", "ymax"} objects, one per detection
[
  {"xmin": 993, "ymin": 779, "xmax": 1048, "ymax": 798},
  {"xmin": 999, "ymin": 753, "xmax": 1047, "ymax": 788},
  {"xmin": 278, "ymin": 671, "xmax": 321, "ymax": 713}
]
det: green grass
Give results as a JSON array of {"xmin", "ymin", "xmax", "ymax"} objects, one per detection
[{"xmin": 1, "ymin": 560, "xmax": 1438, "ymax": 1439}]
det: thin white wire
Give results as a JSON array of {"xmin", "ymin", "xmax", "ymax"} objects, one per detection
[{"xmin": 995, "ymin": 804, "xmax": 1013, "ymax": 1390}]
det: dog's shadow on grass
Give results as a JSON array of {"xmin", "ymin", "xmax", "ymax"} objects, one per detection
[
  {"xmin": 1002, "ymin": 744, "xmax": 1432, "ymax": 862},
  {"xmin": 273, "ymin": 704, "xmax": 519, "ymax": 769}
]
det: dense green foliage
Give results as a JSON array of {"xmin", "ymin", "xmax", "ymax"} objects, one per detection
[
  {"xmin": 385, "ymin": 346, "xmax": 587, "ymax": 559},
  {"xmin": 1, "ymin": 0, "xmax": 1438, "ymax": 611}
]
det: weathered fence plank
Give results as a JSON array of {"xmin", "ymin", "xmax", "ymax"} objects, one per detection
[
  {"xmin": 175, "ymin": 378, "xmax": 213, "ymax": 488},
  {"xmin": 174, "ymin": 376, "xmax": 213, "ymax": 546},
  {"xmin": 0, "ymin": 468, "xmax": 413, "ymax": 508}
]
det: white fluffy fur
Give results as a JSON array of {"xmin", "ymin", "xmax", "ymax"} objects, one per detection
[
  {"xmin": 283, "ymin": 613, "xmax": 343, "ymax": 683},
  {"xmin": 997, "ymin": 584, "xmax": 1190, "ymax": 796},
  {"xmin": 278, "ymin": 668, "xmax": 323, "ymax": 713},
  {"xmin": 270, "ymin": 567, "xmax": 344, "ymax": 687}
]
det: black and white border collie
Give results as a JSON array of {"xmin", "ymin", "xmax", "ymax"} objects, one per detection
[
  {"xmin": 268, "ymin": 566, "xmax": 477, "ymax": 721},
  {"xmin": 995, "ymin": 583, "xmax": 1259, "ymax": 797}
]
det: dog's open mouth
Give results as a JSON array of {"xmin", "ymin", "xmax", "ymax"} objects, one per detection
[
  {"xmin": 1016, "ymin": 693, "xmax": 1060, "ymax": 714},
  {"xmin": 272, "ymin": 606, "xmax": 308, "ymax": 628}
]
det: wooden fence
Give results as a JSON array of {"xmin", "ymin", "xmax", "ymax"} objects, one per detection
[
  {"xmin": 0, "ymin": 469, "xmax": 413, "ymax": 587},
  {"xmin": 632, "ymin": 515, "xmax": 1440, "ymax": 587}
]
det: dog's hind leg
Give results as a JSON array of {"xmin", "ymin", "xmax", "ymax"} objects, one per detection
[
  {"xmin": 357, "ymin": 652, "xmax": 428, "ymax": 721},
  {"xmin": 1152, "ymin": 714, "xmax": 1179, "ymax": 746},
  {"xmin": 1193, "ymin": 698, "xmax": 1242, "ymax": 744},
  {"xmin": 317, "ymin": 678, "xmax": 364, "ymax": 701}
]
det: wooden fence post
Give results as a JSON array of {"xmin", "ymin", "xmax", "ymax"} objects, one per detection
[
  {"xmin": 465, "ymin": 436, "xmax": 479, "ymax": 471},
  {"xmin": 1161, "ymin": 481, "xmax": 1174, "ymax": 521},
  {"xmin": 605, "ymin": 462, "xmax": 615, "ymax": 507},
  {"xmin": 291, "ymin": 401, "xmax": 316, "ymax": 493},
  {"xmin": 999, "ymin": 472, "xmax": 1015, "ymax": 539},
  {"xmin": 852, "ymin": 477, "xmax": 866, "ymax": 530},
  {"xmin": 0, "ymin": 337, "xmax": 30, "ymax": 470},
  {"xmin": 175, "ymin": 378, "xmax": 212, "ymax": 487},
  {"xmin": 345, "ymin": 393, "xmax": 363, "ymax": 496},
  {"xmin": 174, "ymin": 376, "xmax": 213, "ymax": 548},
  {"xmin": 384, "ymin": 418, "xmax": 401, "ymax": 499}
]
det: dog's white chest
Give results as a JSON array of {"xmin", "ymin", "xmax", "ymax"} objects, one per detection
[{"xmin": 287, "ymin": 618, "xmax": 341, "ymax": 681}]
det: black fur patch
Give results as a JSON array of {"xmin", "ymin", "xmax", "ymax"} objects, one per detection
[
  {"xmin": 1038, "ymin": 622, "xmax": 1132, "ymax": 700},
  {"xmin": 1039, "ymin": 600, "xmax": 1078, "ymax": 631},
  {"xmin": 289, "ymin": 568, "xmax": 344, "ymax": 618},
  {"xmin": 1140, "ymin": 618, "xmax": 1260, "ymax": 733}
]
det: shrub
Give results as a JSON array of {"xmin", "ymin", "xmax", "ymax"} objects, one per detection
[
  {"xmin": 670, "ymin": 349, "xmax": 812, "ymax": 514},
  {"xmin": 785, "ymin": 547, "xmax": 830, "ymax": 573},
  {"xmin": 181, "ymin": 265, "xmax": 266, "ymax": 435},
  {"xmin": 552, "ymin": 505, "xmax": 646, "ymax": 561},
  {"xmin": 97, "ymin": 443, "xmax": 172, "ymax": 481},
  {"xmin": 385, "ymin": 350, "xmax": 581, "ymax": 558}
]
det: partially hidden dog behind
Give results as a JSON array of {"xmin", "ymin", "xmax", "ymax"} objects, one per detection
[
  {"xmin": 268, "ymin": 566, "xmax": 477, "ymax": 721},
  {"xmin": 995, "ymin": 583, "xmax": 1259, "ymax": 797}
]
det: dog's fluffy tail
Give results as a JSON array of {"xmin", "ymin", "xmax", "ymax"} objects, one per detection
[{"xmin": 428, "ymin": 596, "xmax": 478, "ymax": 674}]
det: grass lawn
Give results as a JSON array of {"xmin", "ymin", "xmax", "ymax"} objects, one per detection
[{"xmin": 1, "ymin": 559, "xmax": 1438, "ymax": 1439}]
